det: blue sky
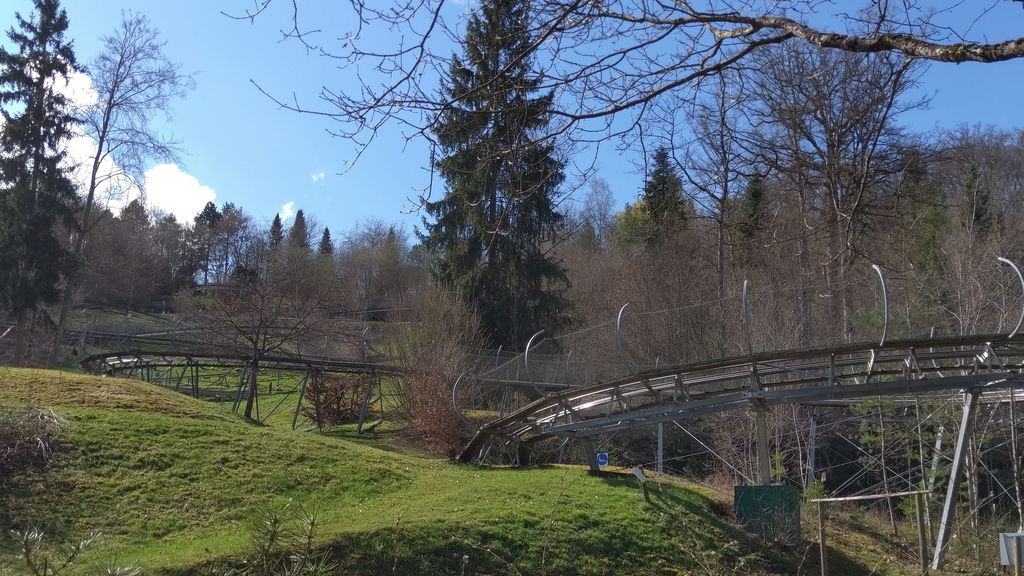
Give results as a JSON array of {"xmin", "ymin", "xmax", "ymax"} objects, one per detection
[{"xmin": 2, "ymin": 1, "xmax": 1024, "ymax": 236}]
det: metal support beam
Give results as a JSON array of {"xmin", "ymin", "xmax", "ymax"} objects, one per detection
[
  {"xmin": 806, "ymin": 412, "xmax": 818, "ymax": 487},
  {"xmin": 292, "ymin": 369, "xmax": 311, "ymax": 430},
  {"xmin": 582, "ymin": 438, "xmax": 600, "ymax": 473},
  {"xmin": 749, "ymin": 361, "xmax": 772, "ymax": 486},
  {"xmin": 931, "ymin": 388, "xmax": 980, "ymax": 571},
  {"xmin": 356, "ymin": 374, "xmax": 376, "ymax": 433},
  {"xmin": 755, "ymin": 403, "xmax": 771, "ymax": 485},
  {"xmin": 657, "ymin": 422, "xmax": 664, "ymax": 474}
]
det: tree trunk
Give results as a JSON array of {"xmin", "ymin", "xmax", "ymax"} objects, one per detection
[{"xmin": 243, "ymin": 359, "xmax": 259, "ymax": 419}]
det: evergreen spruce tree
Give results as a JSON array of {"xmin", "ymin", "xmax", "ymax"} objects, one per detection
[
  {"xmin": 318, "ymin": 227, "xmax": 333, "ymax": 256},
  {"xmin": 641, "ymin": 146, "xmax": 686, "ymax": 243},
  {"xmin": 0, "ymin": 0, "xmax": 79, "ymax": 365},
  {"xmin": 288, "ymin": 209, "xmax": 310, "ymax": 251},
  {"xmin": 269, "ymin": 214, "xmax": 284, "ymax": 247},
  {"xmin": 420, "ymin": 0, "xmax": 568, "ymax": 348},
  {"xmin": 735, "ymin": 173, "xmax": 765, "ymax": 266},
  {"xmin": 192, "ymin": 201, "xmax": 222, "ymax": 284}
]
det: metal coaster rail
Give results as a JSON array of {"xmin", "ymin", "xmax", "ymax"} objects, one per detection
[{"xmin": 459, "ymin": 332, "xmax": 1024, "ymax": 462}]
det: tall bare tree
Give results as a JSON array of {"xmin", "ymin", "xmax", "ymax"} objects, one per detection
[
  {"xmin": 186, "ymin": 233, "xmax": 338, "ymax": 419},
  {"xmin": 750, "ymin": 44, "xmax": 923, "ymax": 342},
  {"xmin": 230, "ymin": 1, "xmax": 1023, "ymax": 164},
  {"xmin": 49, "ymin": 12, "xmax": 192, "ymax": 365}
]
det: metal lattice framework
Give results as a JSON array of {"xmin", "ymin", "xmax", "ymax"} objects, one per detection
[
  {"xmin": 455, "ymin": 258, "xmax": 1024, "ymax": 570},
  {"xmin": 80, "ymin": 350, "xmax": 403, "ymax": 431},
  {"xmin": 461, "ymin": 333, "xmax": 1024, "ymax": 457}
]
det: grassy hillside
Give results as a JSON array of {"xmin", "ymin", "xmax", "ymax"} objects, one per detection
[{"xmin": 0, "ymin": 368, "xmax": 919, "ymax": 575}]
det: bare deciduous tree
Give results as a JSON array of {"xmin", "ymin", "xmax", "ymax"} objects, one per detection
[
  {"xmin": 49, "ymin": 12, "xmax": 192, "ymax": 365},
  {"xmin": 750, "ymin": 44, "xmax": 923, "ymax": 342},
  {"xmin": 186, "ymin": 236, "xmax": 338, "ymax": 419},
  {"xmin": 228, "ymin": 1, "xmax": 1023, "ymax": 161}
]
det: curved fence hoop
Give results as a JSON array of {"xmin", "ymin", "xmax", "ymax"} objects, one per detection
[
  {"xmin": 997, "ymin": 257, "xmax": 1024, "ymax": 339},
  {"xmin": 524, "ymin": 330, "xmax": 545, "ymax": 395},
  {"xmin": 615, "ymin": 303, "xmax": 631, "ymax": 356},
  {"xmin": 872, "ymin": 264, "xmax": 889, "ymax": 347},
  {"xmin": 451, "ymin": 369, "xmax": 476, "ymax": 428}
]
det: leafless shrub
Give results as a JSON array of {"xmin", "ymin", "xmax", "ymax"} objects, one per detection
[
  {"xmin": 386, "ymin": 288, "xmax": 486, "ymax": 458},
  {"xmin": 302, "ymin": 373, "xmax": 368, "ymax": 430},
  {"xmin": 0, "ymin": 407, "xmax": 67, "ymax": 475}
]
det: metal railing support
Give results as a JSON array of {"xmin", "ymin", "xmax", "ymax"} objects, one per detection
[
  {"xmin": 931, "ymin": 388, "xmax": 980, "ymax": 571},
  {"xmin": 754, "ymin": 401, "xmax": 772, "ymax": 485},
  {"xmin": 743, "ymin": 280, "xmax": 771, "ymax": 485},
  {"xmin": 582, "ymin": 438, "xmax": 600, "ymax": 473}
]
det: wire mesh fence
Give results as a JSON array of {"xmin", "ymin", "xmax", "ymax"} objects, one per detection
[{"xmin": 466, "ymin": 258, "xmax": 1024, "ymax": 416}]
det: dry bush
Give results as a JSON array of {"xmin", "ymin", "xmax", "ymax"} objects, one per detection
[
  {"xmin": 0, "ymin": 406, "xmax": 67, "ymax": 475},
  {"xmin": 386, "ymin": 288, "xmax": 486, "ymax": 458},
  {"xmin": 302, "ymin": 373, "xmax": 368, "ymax": 430}
]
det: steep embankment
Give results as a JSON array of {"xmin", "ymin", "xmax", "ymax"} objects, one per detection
[{"xmin": 0, "ymin": 368, "xmax": 914, "ymax": 575}]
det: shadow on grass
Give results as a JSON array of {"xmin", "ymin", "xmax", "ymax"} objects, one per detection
[{"xmin": 589, "ymin": 472, "xmax": 891, "ymax": 576}]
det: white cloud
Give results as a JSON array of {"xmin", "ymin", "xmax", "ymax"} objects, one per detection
[
  {"xmin": 310, "ymin": 171, "xmax": 326, "ymax": 183},
  {"xmin": 144, "ymin": 164, "xmax": 216, "ymax": 223},
  {"xmin": 62, "ymin": 70, "xmax": 99, "ymax": 108},
  {"xmin": 279, "ymin": 201, "xmax": 296, "ymax": 223},
  {"xmin": 3, "ymin": 71, "xmax": 214, "ymax": 224},
  {"xmin": 46, "ymin": 71, "xmax": 143, "ymax": 214}
]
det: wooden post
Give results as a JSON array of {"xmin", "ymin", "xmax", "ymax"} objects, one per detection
[{"xmin": 818, "ymin": 500, "xmax": 828, "ymax": 576}]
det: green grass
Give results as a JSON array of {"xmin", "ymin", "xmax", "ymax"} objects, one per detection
[{"xmin": 0, "ymin": 367, "xmax": 920, "ymax": 575}]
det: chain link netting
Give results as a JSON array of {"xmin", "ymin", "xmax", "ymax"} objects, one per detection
[{"xmin": 467, "ymin": 260, "xmax": 1024, "ymax": 415}]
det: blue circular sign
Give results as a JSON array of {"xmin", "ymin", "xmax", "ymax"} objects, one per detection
[{"xmin": 596, "ymin": 452, "xmax": 609, "ymax": 467}]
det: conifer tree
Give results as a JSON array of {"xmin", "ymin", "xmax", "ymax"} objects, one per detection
[
  {"xmin": 288, "ymin": 209, "xmax": 310, "ymax": 251},
  {"xmin": 269, "ymin": 214, "xmax": 284, "ymax": 247},
  {"xmin": 735, "ymin": 173, "xmax": 765, "ymax": 266},
  {"xmin": 420, "ymin": 0, "xmax": 568, "ymax": 348},
  {"xmin": 318, "ymin": 227, "xmax": 333, "ymax": 256},
  {"xmin": 192, "ymin": 201, "xmax": 222, "ymax": 284},
  {"xmin": 0, "ymin": 0, "xmax": 79, "ymax": 365},
  {"xmin": 642, "ymin": 147, "xmax": 687, "ymax": 242}
]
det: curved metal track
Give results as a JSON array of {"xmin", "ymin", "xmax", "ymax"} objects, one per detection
[
  {"xmin": 80, "ymin": 350, "xmax": 403, "ymax": 377},
  {"xmin": 460, "ymin": 332, "xmax": 1024, "ymax": 462}
]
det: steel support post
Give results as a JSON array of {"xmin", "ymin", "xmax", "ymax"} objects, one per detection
[
  {"xmin": 749, "ymin": 360, "xmax": 772, "ymax": 486},
  {"xmin": 356, "ymin": 374, "xmax": 376, "ymax": 433},
  {"xmin": 818, "ymin": 501, "xmax": 828, "ymax": 576},
  {"xmin": 806, "ymin": 413, "xmax": 818, "ymax": 487},
  {"xmin": 755, "ymin": 403, "xmax": 771, "ymax": 485},
  {"xmin": 582, "ymin": 438, "xmax": 600, "ymax": 473},
  {"xmin": 657, "ymin": 422, "xmax": 664, "ymax": 474},
  {"xmin": 292, "ymin": 370, "xmax": 310, "ymax": 430},
  {"xmin": 931, "ymin": 388, "xmax": 980, "ymax": 571},
  {"xmin": 915, "ymin": 492, "xmax": 928, "ymax": 576}
]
